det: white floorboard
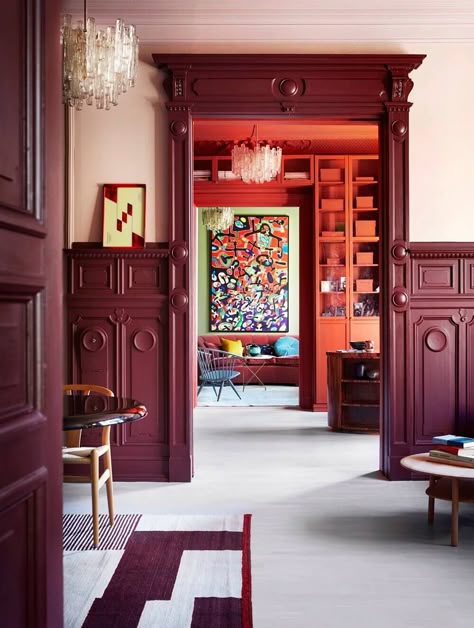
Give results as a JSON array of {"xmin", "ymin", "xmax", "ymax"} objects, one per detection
[{"xmin": 64, "ymin": 407, "xmax": 474, "ymax": 628}]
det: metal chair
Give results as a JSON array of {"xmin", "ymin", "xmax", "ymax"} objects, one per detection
[
  {"xmin": 63, "ymin": 384, "xmax": 115, "ymax": 546},
  {"xmin": 197, "ymin": 347, "xmax": 242, "ymax": 401}
]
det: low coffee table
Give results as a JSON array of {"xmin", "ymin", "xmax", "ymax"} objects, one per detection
[
  {"xmin": 240, "ymin": 355, "xmax": 273, "ymax": 391},
  {"xmin": 401, "ymin": 453, "xmax": 474, "ymax": 546}
]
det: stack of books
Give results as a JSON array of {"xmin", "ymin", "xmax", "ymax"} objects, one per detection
[{"xmin": 428, "ymin": 434, "xmax": 474, "ymax": 468}]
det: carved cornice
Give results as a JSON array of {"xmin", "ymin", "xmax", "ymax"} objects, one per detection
[
  {"xmin": 385, "ymin": 103, "xmax": 412, "ymax": 113},
  {"xmin": 410, "ymin": 243, "xmax": 474, "ymax": 259},
  {"xmin": 411, "ymin": 251, "xmax": 474, "ymax": 259},
  {"xmin": 65, "ymin": 249, "xmax": 169, "ymax": 259},
  {"xmin": 166, "ymin": 103, "xmax": 193, "ymax": 112}
]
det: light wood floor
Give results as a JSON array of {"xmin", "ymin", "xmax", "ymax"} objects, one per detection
[{"xmin": 64, "ymin": 407, "xmax": 474, "ymax": 628}]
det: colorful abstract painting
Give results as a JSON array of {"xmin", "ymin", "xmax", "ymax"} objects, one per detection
[{"xmin": 210, "ymin": 215, "xmax": 289, "ymax": 332}]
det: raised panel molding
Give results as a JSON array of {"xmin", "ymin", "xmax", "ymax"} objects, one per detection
[
  {"xmin": 0, "ymin": 467, "xmax": 47, "ymax": 628},
  {"xmin": 463, "ymin": 260, "xmax": 474, "ymax": 294},
  {"xmin": 412, "ymin": 311, "xmax": 460, "ymax": 444},
  {"xmin": 412, "ymin": 259, "xmax": 459, "ymax": 296}
]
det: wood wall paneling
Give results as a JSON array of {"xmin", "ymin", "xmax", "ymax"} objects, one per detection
[{"xmin": 66, "ymin": 248, "xmax": 170, "ymax": 481}]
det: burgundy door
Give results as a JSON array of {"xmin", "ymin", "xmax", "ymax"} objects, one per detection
[{"xmin": 0, "ymin": 0, "xmax": 63, "ymax": 625}]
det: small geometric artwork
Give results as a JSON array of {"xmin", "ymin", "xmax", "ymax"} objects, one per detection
[
  {"xmin": 102, "ymin": 183, "xmax": 146, "ymax": 248},
  {"xmin": 210, "ymin": 215, "xmax": 289, "ymax": 332}
]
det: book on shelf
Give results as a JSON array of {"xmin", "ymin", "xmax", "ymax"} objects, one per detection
[
  {"xmin": 429, "ymin": 450, "xmax": 474, "ymax": 467},
  {"xmin": 431, "ymin": 434, "xmax": 474, "ymax": 448}
]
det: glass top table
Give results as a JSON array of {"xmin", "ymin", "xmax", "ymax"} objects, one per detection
[{"xmin": 63, "ymin": 395, "xmax": 148, "ymax": 431}]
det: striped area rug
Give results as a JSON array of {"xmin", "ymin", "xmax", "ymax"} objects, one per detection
[
  {"xmin": 63, "ymin": 513, "xmax": 141, "ymax": 551},
  {"xmin": 63, "ymin": 513, "xmax": 253, "ymax": 628}
]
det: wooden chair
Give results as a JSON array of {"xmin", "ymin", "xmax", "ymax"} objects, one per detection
[{"xmin": 63, "ymin": 384, "xmax": 115, "ymax": 546}]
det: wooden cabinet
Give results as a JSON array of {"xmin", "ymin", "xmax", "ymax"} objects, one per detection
[
  {"xmin": 315, "ymin": 155, "xmax": 380, "ymax": 408},
  {"xmin": 327, "ymin": 351, "xmax": 380, "ymax": 432},
  {"xmin": 65, "ymin": 247, "xmax": 170, "ymax": 481}
]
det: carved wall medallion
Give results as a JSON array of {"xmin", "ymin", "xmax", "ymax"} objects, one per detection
[
  {"xmin": 391, "ymin": 241, "xmax": 409, "ymax": 262},
  {"xmin": 391, "ymin": 288, "xmax": 409, "ymax": 309},
  {"xmin": 132, "ymin": 328, "xmax": 158, "ymax": 353},
  {"xmin": 170, "ymin": 242, "xmax": 188, "ymax": 263},
  {"xmin": 391, "ymin": 119, "xmax": 407, "ymax": 138},
  {"xmin": 170, "ymin": 120, "xmax": 188, "ymax": 137},
  {"xmin": 81, "ymin": 328, "xmax": 107, "ymax": 352},
  {"xmin": 170, "ymin": 289, "xmax": 189, "ymax": 311},
  {"xmin": 424, "ymin": 327, "xmax": 448, "ymax": 353},
  {"xmin": 279, "ymin": 78, "xmax": 299, "ymax": 97}
]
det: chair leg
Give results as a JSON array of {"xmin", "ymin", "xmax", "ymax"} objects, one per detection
[
  {"xmin": 229, "ymin": 380, "xmax": 242, "ymax": 399},
  {"xmin": 197, "ymin": 382, "xmax": 204, "ymax": 396},
  {"xmin": 90, "ymin": 450, "xmax": 100, "ymax": 546},
  {"xmin": 217, "ymin": 382, "xmax": 225, "ymax": 401},
  {"xmin": 104, "ymin": 448, "xmax": 115, "ymax": 528}
]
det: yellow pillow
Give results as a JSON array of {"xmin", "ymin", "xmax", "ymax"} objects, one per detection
[{"xmin": 221, "ymin": 338, "xmax": 243, "ymax": 356}]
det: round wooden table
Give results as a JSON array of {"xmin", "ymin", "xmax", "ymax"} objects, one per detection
[{"xmin": 401, "ymin": 453, "xmax": 474, "ymax": 546}]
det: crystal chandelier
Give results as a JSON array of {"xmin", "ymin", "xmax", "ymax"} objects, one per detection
[
  {"xmin": 202, "ymin": 207, "xmax": 234, "ymax": 231},
  {"xmin": 61, "ymin": 1, "xmax": 139, "ymax": 110},
  {"xmin": 231, "ymin": 125, "xmax": 282, "ymax": 184}
]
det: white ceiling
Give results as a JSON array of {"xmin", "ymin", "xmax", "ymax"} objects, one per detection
[{"xmin": 62, "ymin": 1, "xmax": 474, "ymax": 44}]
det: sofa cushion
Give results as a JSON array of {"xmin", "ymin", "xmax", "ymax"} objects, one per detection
[
  {"xmin": 274, "ymin": 336, "xmax": 299, "ymax": 357},
  {"xmin": 221, "ymin": 337, "xmax": 244, "ymax": 355}
]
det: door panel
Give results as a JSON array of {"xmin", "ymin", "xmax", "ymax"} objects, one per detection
[{"xmin": 0, "ymin": 0, "xmax": 63, "ymax": 625}]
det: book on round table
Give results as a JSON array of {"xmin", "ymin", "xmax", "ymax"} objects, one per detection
[
  {"xmin": 429, "ymin": 450, "xmax": 474, "ymax": 466},
  {"xmin": 432, "ymin": 434, "xmax": 474, "ymax": 448}
]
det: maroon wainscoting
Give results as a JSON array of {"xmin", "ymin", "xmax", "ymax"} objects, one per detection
[
  {"xmin": 409, "ymin": 243, "xmax": 474, "ymax": 452},
  {"xmin": 65, "ymin": 247, "xmax": 171, "ymax": 481},
  {"xmin": 154, "ymin": 54, "xmax": 425, "ymax": 480}
]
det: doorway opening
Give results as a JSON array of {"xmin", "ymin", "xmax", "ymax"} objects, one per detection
[{"xmin": 193, "ymin": 118, "xmax": 381, "ymax": 430}]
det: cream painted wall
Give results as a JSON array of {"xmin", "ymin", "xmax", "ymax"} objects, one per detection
[
  {"xmin": 71, "ymin": 44, "xmax": 474, "ymax": 244},
  {"xmin": 71, "ymin": 61, "xmax": 169, "ymax": 243}
]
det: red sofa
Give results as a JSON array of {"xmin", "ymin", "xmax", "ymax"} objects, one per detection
[{"xmin": 198, "ymin": 333, "xmax": 299, "ymax": 386}]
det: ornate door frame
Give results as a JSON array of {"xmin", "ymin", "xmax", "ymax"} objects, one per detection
[{"xmin": 155, "ymin": 54, "xmax": 425, "ymax": 481}]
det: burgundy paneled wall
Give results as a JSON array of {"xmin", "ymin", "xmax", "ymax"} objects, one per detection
[
  {"xmin": 65, "ymin": 247, "xmax": 170, "ymax": 481},
  {"xmin": 409, "ymin": 243, "xmax": 474, "ymax": 447}
]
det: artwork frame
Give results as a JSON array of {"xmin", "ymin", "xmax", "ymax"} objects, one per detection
[
  {"xmin": 210, "ymin": 215, "xmax": 289, "ymax": 332},
  {"xmin": 102, "ymin": 183, "xmax": 146, "ymax": 248}
]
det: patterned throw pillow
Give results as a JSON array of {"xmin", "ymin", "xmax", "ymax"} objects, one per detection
[
  {"xmin": 220, "ymin": 337, "xmax": 244, "ymax": 356},
  {"xmin": 259, "ymin": 344, "xmax": 275, "ymax": 356}
]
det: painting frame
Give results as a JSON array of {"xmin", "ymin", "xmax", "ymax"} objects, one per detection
[
  {"xmin": 209, "ymin": 214, "xmax": 289, "ymax": 333},
  {"xmin": 102, "ymin": 183, "xmax": 146, "ymax": 248}
]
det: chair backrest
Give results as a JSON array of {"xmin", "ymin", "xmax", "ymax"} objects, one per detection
[
  {"xmin": 63, "ymin": 384, "xmax": 114, "ymax": 397},
  {"xmin": 63, "ymin": 384, "xmax": 114, "ymax": 448},
  {"xmin": 197, "ymin": 348, "xmax": 240, "ymax": 380}
]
